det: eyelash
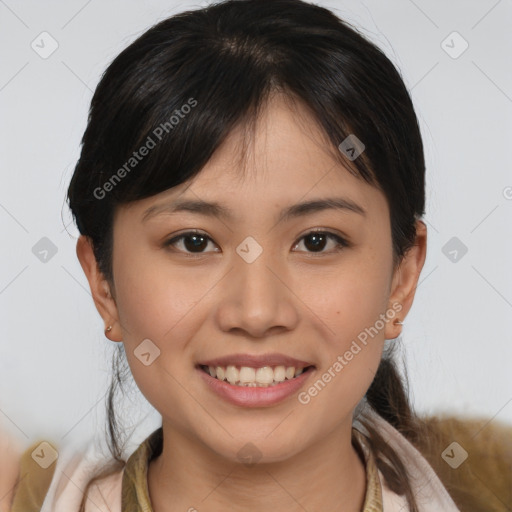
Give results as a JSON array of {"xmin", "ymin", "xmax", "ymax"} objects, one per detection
[{"xmin": 163, "ymin": 229, "xmax": 349, "ymax": 256}]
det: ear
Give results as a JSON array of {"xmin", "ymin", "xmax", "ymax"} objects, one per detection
[
  {"xmin": 76, "ymin": 235, "xmax": 123, "ymax": 342},
  {"xmin": 385, "ymin": 220, "xmax": 427, "ymax": 339}
]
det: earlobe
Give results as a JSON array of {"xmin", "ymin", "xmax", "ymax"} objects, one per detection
[
  {"xmin": 76, "ymin": 235, "xmax": 122, "ymax": 342},
  {"xmin": 385, "ymin": 220, "xmax": 427, "ymax": 339}
]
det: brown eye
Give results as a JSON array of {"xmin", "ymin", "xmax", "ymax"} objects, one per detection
[
  {"xmin": 164, "ymin": 231, "xmax": 218, "ymax": 254},
  {"xmin": 164, "ymin": 229, "xmax": 348, "ymax": 256},
  {"xmin": 292, "ymin": 231, "xmax": 348, "ymax": 254},
  {"xmin": 183, "ymin": 233, "xmax": 209, "ymax": 252}
]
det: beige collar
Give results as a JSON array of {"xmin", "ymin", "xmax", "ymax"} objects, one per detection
[{"xmin": 41, "ymin": 407, "xmax": 460, "ymax": 512}]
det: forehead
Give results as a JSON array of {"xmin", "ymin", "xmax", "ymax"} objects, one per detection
[
  {"xmin": 117, "ymin": 93, "xmax": 387, "ymax": 223},
  {"xmin": 196, "ymin": 92, "xmax": 357, "ymax": 185}
]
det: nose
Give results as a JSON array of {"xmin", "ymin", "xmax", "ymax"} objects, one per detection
[{"xmin": 215, "ymin": 246, "xmax": 300, "ymax": 339}]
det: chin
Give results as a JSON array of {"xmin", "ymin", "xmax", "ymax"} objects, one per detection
[{"xmin": 205, "ymin": 427, "xmax": 309, "ymax": 466}]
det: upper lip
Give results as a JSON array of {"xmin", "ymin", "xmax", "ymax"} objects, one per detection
[{"xmin": 198, "ymin": 353, "xmax": 315, "ymax": 369}]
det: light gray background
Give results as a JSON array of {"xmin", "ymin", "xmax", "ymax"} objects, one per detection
[{"xmin": 1, "ymin": 0, "xmax": 511, "ymax": 455}]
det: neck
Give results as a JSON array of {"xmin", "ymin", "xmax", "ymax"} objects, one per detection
[{"xmin": 147, "ymin": 420, "xmax": 367, "ymax": 512}]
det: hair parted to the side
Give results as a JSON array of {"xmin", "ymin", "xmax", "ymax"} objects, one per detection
[{"xmin": 65, "ymin": 1, "xmax": 455, "ymax": 511}]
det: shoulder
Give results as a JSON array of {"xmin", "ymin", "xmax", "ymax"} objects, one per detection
[
  {"xmin": 418, "ymin": 413, "xmax": 512, "ymax": 511},
  {"xmin": 7, "ymin": 434, "xmax": 124, "ymax": 512},
  {"xmin": 3, "ymin": 435, "xmax": 58, "ymax": 512}
]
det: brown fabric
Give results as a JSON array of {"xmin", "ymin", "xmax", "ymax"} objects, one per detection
[
  {"xmin": 353, "ymin": 428, "xmax": 384, "ymax": 511},
  {"xmin": 9, "ymin": 439, "xmax": 58, "ymax": 512},
  {"xmin": 120, "ymin": 426, "xmax": 384, "ymax": 511},
  {"xmin": 121, "ymin": 427, "xmax": 162, "ymax": 512},
  {"xmin": 416, "ymin": 415, "xmax": 512, "ymax": 512},
  {"xmin": 7, "ymin": 415, "xmax": 512, "ymax": 511}
]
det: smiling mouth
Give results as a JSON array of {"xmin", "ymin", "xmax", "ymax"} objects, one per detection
[{"xmin": 198, "ymin": 364, "xmax": 315, "ymax": 387}]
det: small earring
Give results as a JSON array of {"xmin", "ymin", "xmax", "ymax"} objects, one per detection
[
  {"xmin": 393, "ymin": 319, "xmax": 404, "ymax": 326},
  {"xmin": 105, "ymin": 325, "xmax": 112, "ymax": 334}
]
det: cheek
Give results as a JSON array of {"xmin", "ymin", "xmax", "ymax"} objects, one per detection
[
  {"xmin": 295, "ymin": 265, "xmax": 389, "ymax": 420},
  {"xmin": 110, "ymin": 248, "xmax": 207, "ymax": 386},
  {"xmin": 112, "ymin": 244, "xmax": 213, "ymax": 342},
  {"xmin": 299, "ymin": 245, "xmax": 392, "ymax": 393},
  {"xmin": 308, "ymin": 255, "xmax": 392, "ymax": 345},
  {"xmin": 111, "ymin": 250, "xmax": 212, "ymax": 415}
]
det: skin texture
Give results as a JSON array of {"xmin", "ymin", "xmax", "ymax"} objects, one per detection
[{"xmin": 77, "ymin": 93, "xmax": 427, "ymax": 512}]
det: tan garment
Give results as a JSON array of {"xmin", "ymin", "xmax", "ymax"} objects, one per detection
[
  {"xmin": 119, "ymin": 426, "xmax": 383, "ymax": 511},
  {"xmin": 7, "ymin": 409, "xmax": 512, "ymax": 511},
  {"xmin": 8, "ymin": 426, "xmax": 382, "ymax": 511}
]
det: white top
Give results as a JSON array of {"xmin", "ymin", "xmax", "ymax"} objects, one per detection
[{"xmin": 41, "ymin": 406, "xmax": 460, "ymax": 512}]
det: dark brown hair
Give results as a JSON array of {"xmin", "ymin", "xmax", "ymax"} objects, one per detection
[{"xmin": 66, "ymin": 1, "xmax": 452, "ymax": 510}]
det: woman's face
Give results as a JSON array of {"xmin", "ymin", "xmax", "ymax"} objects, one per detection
[{"xmin": 80, "ymin": 94, "xmax": 424, "ymax": 463}]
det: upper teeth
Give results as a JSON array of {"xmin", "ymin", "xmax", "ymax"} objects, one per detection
[{"xmin": 205, "ymin": 365, "xmax": 306, "ymax": 386}]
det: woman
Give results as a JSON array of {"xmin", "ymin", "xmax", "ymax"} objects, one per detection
[{"xmin": 6, "ymin": 0, "xmax": 511, "ymax": 511}]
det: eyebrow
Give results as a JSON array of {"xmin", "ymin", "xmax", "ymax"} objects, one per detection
[{"xmin": 142, "ymin": 196, "xmax": 366, "ymax": 223}]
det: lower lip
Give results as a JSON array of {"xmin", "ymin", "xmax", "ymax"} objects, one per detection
[{"xmin": 197, "ymin": 366, "xmax": 315, "ymax": 407}]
